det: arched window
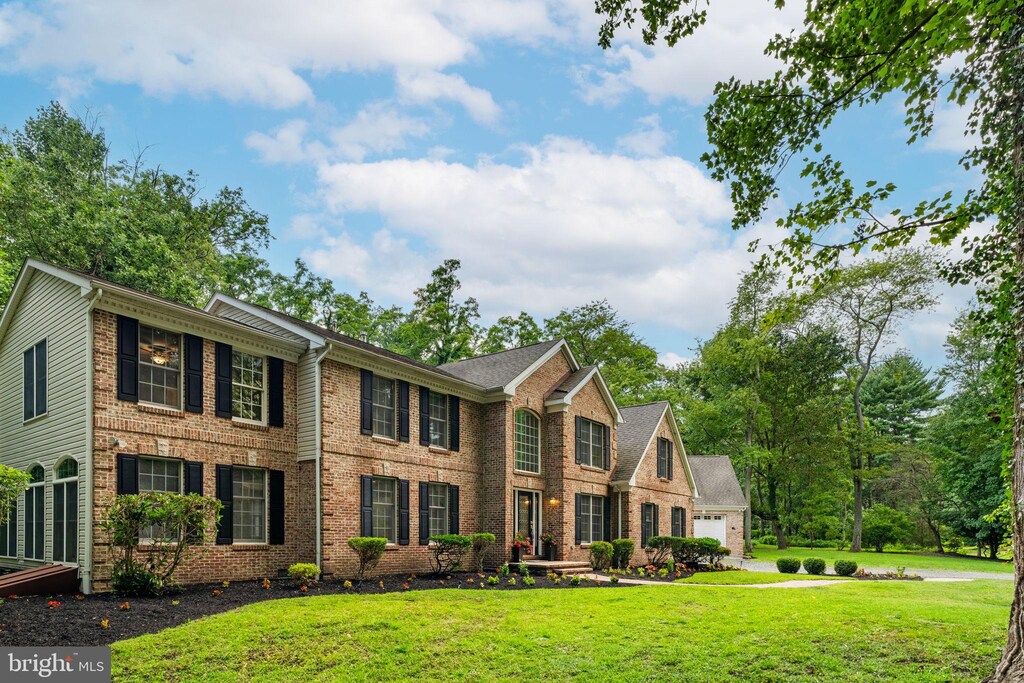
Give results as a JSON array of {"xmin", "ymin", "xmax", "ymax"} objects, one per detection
[
  {"xmin": 24, "ymin": 465, "xmax": 45, "ymax": 560},
  {"xmin": 53, "ymin": 458, "xmax": 79, "ymax": 564},
  {"xmin": 514, "ymin": 410, "xmax": 541, "ymax": 473}
]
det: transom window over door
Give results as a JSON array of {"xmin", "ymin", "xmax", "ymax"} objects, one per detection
[
  {"xmin": 138, "ymin": 325, "xmax": 182, "ymax": 409},
  {"xmin": 577, "ymin": 418, "xmax": 606, "ymax": 468},
  {"xmin": 514, "ymin": 410, "xmax": 541, "ymax": 473},
  {"xmin": 372, "ymin": 376, "xmax": 396, "ymax": 439},
  {"xmin": 53, "ymin": 458, "xmax": 79, "ymax": 563},
  {"xmin": 428, "ymin": 392, "xmax": 448, "ymax": 448},
  {"xmin": 232, "ymin": 351, "xmax": 265, "ymax": 422},
  {"xmin": 24, "ymin": 465, "xmax": 44, "ymax": 560},
  {"xmin": 372, "ymin": 477, "xmax": 397, "ymax": 543}
]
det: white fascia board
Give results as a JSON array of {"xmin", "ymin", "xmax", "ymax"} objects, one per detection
[
  {"xmin": 205, "ymin": 293, "xmax": 327, "ymax": 347},
  {"xmin": 626, "ymin": 403, "xmax": 669, "ymax": 488},
  {"xmin": 504, "ymin": 340, "xmax": 578, "ymax": 394},
  {"xmin": 326, "ymin": 343, "xmax": 488, "ymax": 402},
  {"xmin": 666, "ymin": 403, "xmax": 699, "ymax": 500},
  {"xmin": 0, "ymin": 260, "xmax": 94, "ymax": 347},
  {"xmin": 543, "ymin": 366, "xmax": 623, "ymax": 425}
]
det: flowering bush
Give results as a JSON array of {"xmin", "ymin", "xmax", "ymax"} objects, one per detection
[
  {"xmin": 343, "ymin": 580, "xmax": 353, "ymax": 590},
  {"xmin": 47, "ymin": 600, "xmax": 61, "ymax": 609},
  {"xmin": 99, "ymin": 619, "xmax": 110, "ymax": 629},
  {"xmin": 511, "ymin": 532, "xmax": 533, "ymax": 554},
  {"xmin": 541, "ymin": 533, "xmax": 556, "ymax": 545},
  {"xmin": 262, "ymin": 578, "xmax": 272, "ymax": 589},
  {"xmin": 119, "ymin": 602, "xmax": 131, "ymax": 611}
]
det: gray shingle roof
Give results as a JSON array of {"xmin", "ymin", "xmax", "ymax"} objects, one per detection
[
  {"xmin": 546, "ymin": 365, "xmax": 596, "ymax": 400},
  {"xmin": 690, "ymin": 456, "xmax": 747, "ymax": 508},
  {"xmin": 438, "ymin": 339, "xmax": 562, "ymax": 391},
  {"xmin": 612, "ymin": 401, "xmax": 669, "ymax": 481}
]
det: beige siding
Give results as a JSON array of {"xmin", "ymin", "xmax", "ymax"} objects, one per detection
[
  {"xmin": 0, "ymin": 271, "xmax": 90, "ymax": 568},
  {"xmin": 296, "ymin": 349, "xmax": 319, "ymax": 462}
]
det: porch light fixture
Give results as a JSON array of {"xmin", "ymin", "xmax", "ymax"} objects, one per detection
[{"xmin": 548, "ymin": 497, "xmax": 560, "ymax": 506}]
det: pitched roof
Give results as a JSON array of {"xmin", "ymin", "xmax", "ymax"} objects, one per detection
[
  {"xmin": 546, "ymin": 365, "xmax": 596, "ymax": 401},
  {"xmin": 438, "ymin": 339, "xmax": 563, "ymax": 391},
  {"xmin": 689, "ymin": 456, "xmax": 747, "ymax": 508},
  {"xmin": 612, "ymin": 401, "xmax": 669, "ymax": 481}
]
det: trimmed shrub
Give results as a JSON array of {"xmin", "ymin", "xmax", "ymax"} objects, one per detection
[
  {"xmin": 428, "ymin": 534, "xmax": 472, "ymax": 574},
  {"xmin": 776, "ymin": 558, "xmax": 801, "ymax": 574},
  {"xmin": 758, "ymin": 535, "xmax": 777, "ymax": 546},
  {"xmin": 611, "ymin": 538, "xmax": 636, "ymax": 568},
  {"xmin": 644, "ymin": 536, "xmax": 675, "ymax": 565},
  {"xmin": 834, "ymin": 560, "xmax": 858, "ymax": 576},
  {"xmin": 347, "ymin": 537, "xmax": 387, "ymax": 579},
  {"xmin": 802, "ymin": 557, "xmax": 826, "ymax": 575},
  {"xmin": 471, "ymin": 533, "xmax": 496, "ymax": 572},
  {"xmin": 696, "ymin": 537, "xmax": 730, "ymax": 564},
  {"xmin": 589, "ymin": 541, "xmax": 614, "ymax": 570},
  {"xmin": 288, "ymin": 563, "xmax": 320, "ymax": 586},
  {"xmin": 670, "ymin": 537, "xmax": 701, "ymax": 566}
]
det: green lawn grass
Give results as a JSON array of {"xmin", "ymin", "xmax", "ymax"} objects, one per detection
[
  {"xmin": 112, "ymin": 580, "xmax": 1011, "ymax": 682},
  {"xmin": 676, "ymin": 570, "xmax": 850, "ymax": 585},
  {"xmin": 750, "ymin": 545, "xmax": 1013, "ymax": 574}
]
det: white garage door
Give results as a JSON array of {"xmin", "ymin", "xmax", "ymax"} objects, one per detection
[{"xmin": 693, "ymin": 514, "xmax": 727, "ymax": 546}]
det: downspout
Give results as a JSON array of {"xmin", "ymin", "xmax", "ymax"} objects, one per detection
[
  {"xmin": 314, "ymin": 342, "xmax": 333, "ymax": 572},
  {"xmin": 82, "ymin": 287, "xmax": 102, "ymax": 594},
  {"xmin": 617, "ymin": 491, "xmax": 623, "ymax": 538}
]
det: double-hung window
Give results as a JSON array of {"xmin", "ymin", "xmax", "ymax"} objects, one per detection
[
  {"xmin": 428, "ymin": 392, "xmax": 448, "ymax": 448},
  {"xmin": 24, "ymin": 465, "xmax": 44, "ymax": 560},
  {"xmin": 428, "ymin": 482, "xmax": 449, "ymax": 536},
  {"xmin": 577, "ymin": 418, "xmax": 605, "ymax": 468},
  {"xmin": 232, "ymin": 467, "xmax": 267, "ymax": 543},
  {"xmin": 578, "ymin": 494, "xmax": 605, "ymax": 544},
  {"xmin": 641, "ymin": 503, "xmax": 658, "ymax": 547},
  {"xmin": 372, "ymin": 376, "xmax": 396, "ymax": 439},
  {"xmin": 138, "ymin": 457, "xmax": 182, "ymax": 541},
  {"xmin": 52, "ymin": 459, "xmax": 79, "ymax": 563},
  {"xmin": 138, "ymin": 325, "xmax": 182, "ymax": 409},
  {"xmin": 371, "ymin": 477, "xmax": 397, "ymax": 543},
  {"xmin": 232, "ymin": 351, "xmax": 265, "ymax": 422},
  {"xmin": 657, "ymin": 438, "xmax": 673, "ymax": 479},
  {"xmin": 514, "ymin": 410, "xmax": 541, "ymax": 473},
  {"xmin": 23, "ymin": 339, "xmax": 47, "ymax": 421},
  {"xmin": 0, "ymin": 495, "xmax": 16, "ymax": 558}
]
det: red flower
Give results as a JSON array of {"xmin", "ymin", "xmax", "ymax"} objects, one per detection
[
  {"xmin": 47, "ymin": 600, "xmax": 61, "ymax": 609},
  {"xmin": 119, "ymin": 602, "xmax": 130, "ymax": 611}
]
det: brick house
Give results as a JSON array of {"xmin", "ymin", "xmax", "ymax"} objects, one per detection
[{"xmin": 0, "ymin": 260, "xmax": 743, "ymax": 591}]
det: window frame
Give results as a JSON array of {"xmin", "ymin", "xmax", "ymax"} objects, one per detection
[
  {"xmin": 641, "ymin": 503, "xmax": 655, "ymax": 547},
  {"xmin": 232, "ymin": 466, "xmax": 268, "ymax": 545},
  {"xmin": 371, "ymin": 375, "xmax": 397, "ymax": 440},
  {"xmin": 428, "ymin": 391, "xmax": 449, "ymax": 449},
  {"xmin": 0, "ymin": 491, "xmax": 18, "ymax": 559},
  {"xmin": 23, "ymin": 338, "xmax": 48, "ymax": 423},
  {"xmin": 137, "ymin": 456, "xmax": 184, "ymax": 542},
  {"xmin": 514, "ymin": 409, "xmax": 542, "ymax": 474},
  {"xmin": 657, "ymin": 437, "xmax": 671, "ymax": 479},
  {"xmin": 137, "ymin": 323, "xmax": 184, "ymax": 411},
  {"xmin": 371, "ymin": 476, "xmax": 398, "ymax": 544},
  {"xmin": 52, "ymin": 458, "xmax": 79, "ymax": 564},
  {"xmin": 578, "ymin": 493, "xmax": 605, "ymax": 545},
  {"xmin": 578, "ymin": 417, "xmax": 606, "ymax": 468},
  {"xmin": 428, "ymin": 482, "xmax": 449, "ymax": 537},
  {"xmin": 24, "ymin": 464, "xmax": 45, "ymax": 561},
  {"xmin": 231, "ymin": 350, "xmax": 267, "ymax": 425}
]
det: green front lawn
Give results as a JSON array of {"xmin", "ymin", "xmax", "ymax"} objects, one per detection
[
  {"xmin": 676, "ymin": 570, "xmax": 851, "ymax": 585},
  {"xmin": 112, "ymin": 580, "xmax": 1011, "ymax": 682},
  {"xmin": 751, "ymin": 545, "xmax": 1013, "ymax": 574}
]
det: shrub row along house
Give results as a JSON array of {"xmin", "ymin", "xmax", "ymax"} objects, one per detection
[{"xmin": 0, "ymin": 260, "xmax": 746, "ymax": 592}]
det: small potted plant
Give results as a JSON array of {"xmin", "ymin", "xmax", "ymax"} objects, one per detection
[
  {"xmin": 510, "ymin": 533, "xmax": 533, "ymax": 563},
  {"xmin": 541, "ymin": 532, "xmax": 556, "ymax": 561}
]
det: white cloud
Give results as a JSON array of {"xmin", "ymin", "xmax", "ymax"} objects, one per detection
[
  {"xmin": 303, "ymin": 136, "xmax": 781, "ymax": 332},
  {"xmin": 658, "ymin": 351, "xmax": 690, "ymax": 368},
  {"xmin": 245, "ymin": 119, "xmax": 322, "ymax": 165},
  {"xmin": 925, "ymin": 101, "xmax": 977, "ymax": 154},
  {"xmin": 576, "ymin": 0, "xmax": 804, "ymax": 105},
  {"xmin": 616, "ymin": 114, "xmax": 670, "ymax": 157},
  {"xmin": 396, "ymin": 71, "xmax": 501, "ymax": 125}
]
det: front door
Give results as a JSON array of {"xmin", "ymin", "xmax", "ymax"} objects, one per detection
[{"xmin": 514, "ymin": 490, "xmax": 541, "ymax": 554}]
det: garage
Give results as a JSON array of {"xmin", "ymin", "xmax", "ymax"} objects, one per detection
[{"xmin": 693, "ymin": 514, "xmax": 727, "ymax": 546}]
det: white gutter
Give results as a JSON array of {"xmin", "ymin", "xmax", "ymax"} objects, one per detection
[
  {"xmin": 82, "ymin": 287, "xmax": 102, "ymax": 594},
  {"xmin": 314, "ymin": 342, "xmax": 333, "ymax": 572}
]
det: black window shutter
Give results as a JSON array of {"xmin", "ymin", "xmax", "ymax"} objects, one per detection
[
  {"xmin": 269, "ymin": 469, "xmax": 285, "ymax": 545},
  {"xmin": 603, "ymin": 496, "xmax": 611, "ymax": 542},
  {"xmin": 603, "ymin": 424, "xmax": 611, "ymax": 470},
  {"xmin": 574, "ymin": 416, "xmax": 583, "ymax": 464},
  {"xmin": 642, "ymin": 504, "xmax": 649, "ymax": 547},
  {"xmin": 419, "ymin": 387, "xmax": 431, "ymax": 445},
  {"xmin": 360, "ymin": 475, "xmax": 373, "ymax": 536},
  {"xmin": 34, "ymin": 340, "xmax": 46, "ymax": 417},
  {"xmin": 653, "ymin": 504, "xmax": 660, "ymax": 537},
  {"xmin": 22, "ymin": 348, "xmax": 33, "ymax": 421},
  {"xmin": 449, "ymin": 396, "xmax": 460, "ymax": 452},
  {"xmin": 360, "ymin": 370, "xmax": 374, "ymax": 436},
  {"xmin": 185, "ymin": 461, "xmax": 203, "ymax": 495},
  {"xmin": 268, "ymin": 357, "xmax": 285, "ymax": 427},
  {"xmin": 215, "ymin": 465, "xmax": 233, "ymax": 544},
  {"xmin": 681, "ymin": 508, "xmax": 687, "ymax": 538},
  {"xmin": 116, "ymin": 316, "xmax": 139, "ymax": 402},
  {"xmin": 667, "ymin": 440, "xmax": 674, "ymax": 480},
  {"xmin": 214, "ymin": 342, "xmax": 233, "ymax": 418},
  {"xmin": 574, "ymin": 493, "xmax": 582, "ymax": 545},
  {"xmin": 397, "ymin": 381, "xmax": 410, "ymax": 442},
  {"xmin": 184, "ymin": 334, "xmax": 204, "ymax": 414},
  {"xmin": 116, "ymin": 454, "xmax": 139, "ymax": 495},
  {"xmin": 449, "ymin": 485, "xmax": 460, "ymax": 534},
  {"xmin": 418, "ymin": 482, "xmax": 430, "ymax": 544},
  {"xmin": 398, "ymin": 479, "xmax": 410, "ymax": 545}
]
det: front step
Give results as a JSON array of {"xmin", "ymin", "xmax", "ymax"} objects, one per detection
[
  {"xmin": 0, "ymin": 564, "xmax": 79, "ymax": 596},
  {"xmin": 523, "ymin": 560, "xmax": 593, "ymax": 576}
]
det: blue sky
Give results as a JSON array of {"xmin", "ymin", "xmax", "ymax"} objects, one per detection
[{"xmin": 0, "ymin": 1, "xmax": 977, "ymax": 370}]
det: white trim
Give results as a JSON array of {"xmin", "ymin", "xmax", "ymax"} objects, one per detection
[
  {"xmin": 543, "ymin": 366, "xmax": 623, "ymax": 425},
  {"xmin": 83, "ymin": 286, "xmax": 101, "ymax": 593},
  {"xmin": 504, "ymin": 340, "xmax": 578, "ymax": 395},
  {"xmin": 694, "ymin": 505, "xmax": 747, "ymax": 512},
  {"xmin": 206, "ymin": 293, "xmax": 326, "ymax": 345}
]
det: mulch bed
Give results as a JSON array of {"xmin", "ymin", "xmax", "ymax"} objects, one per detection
[{"xmin": 0, "ymin": 571, "xmax": 631, "ymax": 647}]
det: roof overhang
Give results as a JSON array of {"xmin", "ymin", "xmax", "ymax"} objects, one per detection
[
  {"xmin": 0, "ymin": 260, "xmax": 92, "ymax": 347},
  {"xmin": 625, "ymin": 403, "xmax": 699, "ymax": 498},
  {"xmin": 503, "ymin": 339, "xmax": 578, "ymax": 394},
  {"xmin": 543, "ymin": 365, "xmax": 623, "ymax": 424},
  {"xmin": 693, "ymin": 504, "xmax": 747, "ymax": 512}
]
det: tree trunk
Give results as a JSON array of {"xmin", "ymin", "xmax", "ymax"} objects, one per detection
[
  {"xmin": 771, "ymin": 519, "xmax": 789, "ymax": 550},
  {"xmin": 927, "ymin": 519, "xmax": 944, "ymax": 554},
  {"xmin": 991, "ymin": 542, "xmax": 1000, "ymax": 561},
  {"xmin": 850, "ymin": 475, "xmax": 863, "ymax": 552},
  {"xmin": 744, "ymin": 464, "xmax": 753, "ymax": 555}
]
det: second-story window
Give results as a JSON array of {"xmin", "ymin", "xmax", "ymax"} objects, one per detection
[
  {"xmin": 577, "ymin": 418, "xmax": 606, "ymax": 468},
  {"xmin": 514, "ymin": 410, "xmax": 541, "ymax": 473},
  {"xmin": 428, "ymin": 391, "xmax": 448, "ymax": 448},
  {"xmin": 23, "ymin": 339, "xmax": 47, "ymax": 421},
  {"xmin": 232, "ymin": 351, "xmax": 265, "ymax": 422},
  {"xmin": 139, "ymin": 325, "xmax": 182, "ymax": 409},
  {"xmin": 657, "ymin": 437, "xmax": 673, "ymax": 479},
  {"xmin": 372, "ymin": 376, "xmax": 396, "ymax": 439}
]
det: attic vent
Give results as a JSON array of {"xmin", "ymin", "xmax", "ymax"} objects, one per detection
[{"xmin": 359, "ymin": 331, "xmax": 368, "ymax": 343}]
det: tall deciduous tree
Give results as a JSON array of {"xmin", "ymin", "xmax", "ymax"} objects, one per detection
[
  {"xmin": 479, "ymin": 312, "xmax": 542, "ymax": 354},
  {"xmin": 409, "ymin": 259, "xmax": 480, "ymax": 365},
  {"xmin": 596, "ymin": 2, "xmax": 1024, "ymax": 672}
]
